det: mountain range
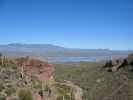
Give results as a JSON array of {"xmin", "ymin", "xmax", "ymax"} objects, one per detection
[{"xmin": 0, "ymin": 43, "xmax": 133, "ymax": 58}]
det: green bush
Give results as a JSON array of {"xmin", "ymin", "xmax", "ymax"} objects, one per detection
[
  {"xmin": 12, "ymin": 63, "xmax": 18, "ymax": 69},
  {"xmin": 45, "ymin": 85, "xmax": 51, "ymax": 93},
  {"xmin": 57, "ymin": 95, "xmax": 63, "ymax": 100},
  {"xmin": 0, "ymin": 80, "xmax": 4, "ymax": 91},
  {"xmin": 5, "ymin": 86, "xmax": 16, "ymax": 96},
  {"xmin": 18, "ymin": 89, "xmax": 33, "ymax": 100},
  {"xmin": 0, "ymin": 96, "xmax": 6, "ymax": 100}
]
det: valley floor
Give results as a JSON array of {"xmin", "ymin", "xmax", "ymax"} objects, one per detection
[{"xmin": 53, "ymin": 57, "xmax": 133, "ymax": 100}]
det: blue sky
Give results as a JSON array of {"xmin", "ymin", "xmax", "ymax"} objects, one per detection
[{"xmin": 0, "ymin": 0, "xmax": 133, "ymax": 50}]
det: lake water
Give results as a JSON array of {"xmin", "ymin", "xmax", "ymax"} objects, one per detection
[{"xmin": 44, "ymin": 57, "xmax": 114, "ymax": 62}]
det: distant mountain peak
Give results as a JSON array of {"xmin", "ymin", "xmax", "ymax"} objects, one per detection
[{"xmin": 0, "ymin": 43, "xmax": 133, "ymax": 57}]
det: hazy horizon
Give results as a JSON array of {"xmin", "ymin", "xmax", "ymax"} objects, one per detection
[{"xmin": 0, "ymin": 43, "xmax": 133, "ymax": 51}]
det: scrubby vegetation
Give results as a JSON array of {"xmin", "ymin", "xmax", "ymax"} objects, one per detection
[
  {"xmin": 53, "ymin": 61, "xmax": 90, "ymax": 83},
  {"xmin": 0, "ymin": 81, "xmax": 4, "ymax": 91},
  {"xmin": 55, "ymin": 83, "xmax": 75, "ymax": 100},
  {"xmin": 0, "ymin": 96, "xmax": 6, "ymax": 100},
  {"xmin": 2, "ymin": 51, "xmax": 133, "ymax": 100},
  {"xmin": 0, "ymin": 53, "xmax": 75, "ymax": 100},
  {"xmin": 53, "ymin": 54, "xmax": 133, "ymax": 100},
  {"xmin": 11, "ymin": 63, "xmax": 18, "ymax": 69},
  {"xmin": 18, "ymin": 89, "xmax": 33, "ymax": 100},
  {"xmin": 5, "ymin": 86, "xmax": 16, "ymax": 96}
]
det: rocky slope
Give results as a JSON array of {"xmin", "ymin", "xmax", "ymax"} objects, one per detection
[
  {"xmin": 0, "ymin": 55, "xmax": 77, "ymax": 100},
  {"xmin": 55, "ymin": 53, "xmax": 133, "ymax": 99},
  {"xmin": 0, "ymin": 59, "xmax": 55, "ymax": 100},
  {"xmin": 103, "ymin": 53, "xmax": 133, "ymax": 71},
  {"xmin": 11, "ymin": 57, "xmax": 54, "ymax": 86}
]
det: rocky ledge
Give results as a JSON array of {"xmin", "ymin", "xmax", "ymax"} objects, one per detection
[{"xmin": 11, "ymin": 57, "xmax": 54, "ymax": 86}]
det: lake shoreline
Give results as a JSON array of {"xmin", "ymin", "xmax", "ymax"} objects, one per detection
[{"xmin": 44, "ymin": 55, "xmax": 126, "ymax": 59}]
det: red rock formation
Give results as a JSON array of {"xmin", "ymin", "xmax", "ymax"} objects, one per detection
[{"xmin": 11, "ymin": 57, "xmax": 54, "ymax": 85}]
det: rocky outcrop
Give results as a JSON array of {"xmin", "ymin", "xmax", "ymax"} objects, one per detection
[
  {"xmin": 103, "ymin": 59, "xmax": 128, "ymax": 72},
  {"xmin": 11, "ymin": 57, "xmax": 54, "ymax": 85},
  {"xmin": 103, "ymin": 60, "xmax": 120, "ymax": 67}
]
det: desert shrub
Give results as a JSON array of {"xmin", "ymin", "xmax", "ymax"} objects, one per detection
[
  {"xmin": 0, "ymin": 80, "xmax": 4, "ymax": 91},
  {"xmin": 38, "ymin": 82, "xmax": 52, "ymax": 92},
  {"xmin": 56, "ymin": 87, "xmax": 73, "ymax": 100},
  {"xmin": 0, "ymin": 96, "xmax": 6, "ymax": 100},
  {"xmin": 3, "ymin": 70, "xmax": 12, "ymax": 78},
  {"xmin": 18, "ymin": 89, "xmax": 33, "ymax": 100},
  {"xmin": 57, "ymin": 95, "xmax": 72, "ymax": 100},
  {"xmin": 12, "ymin": 63, "xmax": 18, "ymax": 69},
  {"xmin": 45, "ymin": 85, "xmax": 52, "ymax": 93},
  {"xmin": 26, "ymin": 56, "xmax": 29, "ymax": 60},
  {"xmin": 5, "ymin": 86, "xmax": 16, "ymax": 96},
  {"xmin": 57, "ymin": 95, "xmax": 63, "ymax": 100}
]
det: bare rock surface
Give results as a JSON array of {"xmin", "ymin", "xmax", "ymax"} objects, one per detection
[
  {"xmin": 12, "ymin": 57, "xmax": 54, "ymax": 85},
  {"xmin": 103, "ymin": 59, "xmax": 128, "ymax": 71}
]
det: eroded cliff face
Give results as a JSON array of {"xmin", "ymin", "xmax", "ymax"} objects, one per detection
[{"xmin": 11, "ymin": 58, "xmax": 54, "ymax": 85}]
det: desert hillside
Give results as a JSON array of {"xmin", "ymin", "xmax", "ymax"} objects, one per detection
[
  {"xmin": 0, "ymin": 54, "xmax": 75, "ymax": 100},
  {"xmin": 53, "ymin": 53, "xmax": 133, "ymax": 100}
]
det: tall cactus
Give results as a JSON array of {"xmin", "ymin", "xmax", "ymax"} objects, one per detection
[
  {"xmin": 63, "ymin": 95, "xmax": 65, "ymax": 100},
  {"xmin": 1, "ymin": 57, "xmax": 3, "ymax": 67},
  {"xmin": 48, "ymin": 80, "xmax": 52, "ymax": 91},
  {"xmin": 70, "ymin": 86, "xmax": 74, "ymax": 100},
  {"xmin": 7, "ymin": 57, "xmax": 10, "ymax": 66},
  {"xmin": 41, "ymin": 81, "xmax": 46, "ymax": 100},
  {"xmin": 25, "ymin": 73, "xmax": 29, "ymax": 84},
  {"xmin": 23, "ymin": 63, "xmax": 26, "ymax": 71},
  {"xmin": 21, "ymin": 65, "xmax": 24, "ymax": 79}
]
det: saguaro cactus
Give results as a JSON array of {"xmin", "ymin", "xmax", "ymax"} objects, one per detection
[
  {"xmin": 21, "ymin": 65, "xmax": 24, "ymax": 79},
  {"xmin": 1, "ymin": 57, "xmax": 3, "ymax": 67},
  {"xmin": 41, "ymin": 81, "xmax": 46, "ymax": 100},
  {"xmin": 70, "ymin": 86, "xmax": 74, "ymax": 100}
]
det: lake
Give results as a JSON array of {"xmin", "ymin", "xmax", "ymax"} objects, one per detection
[{"xmin": 44, "ymin": 57, "xmax": 114, "ymax": 62}]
